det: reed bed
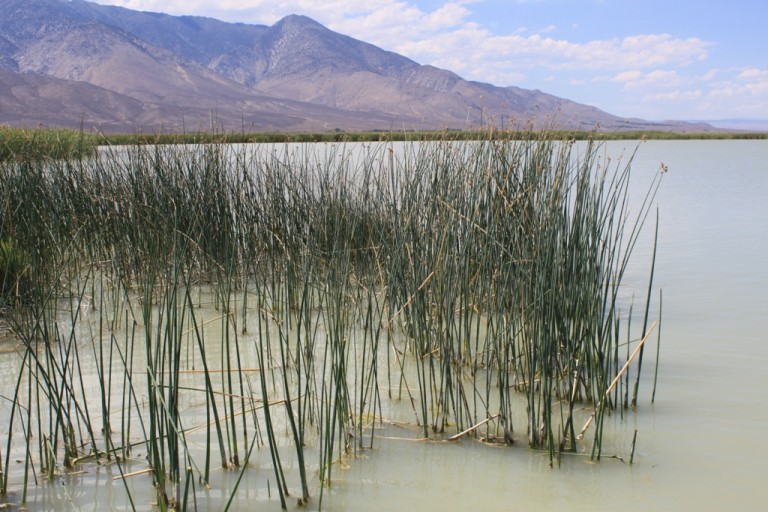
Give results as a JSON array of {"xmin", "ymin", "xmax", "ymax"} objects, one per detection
[
  {"xmin": 97, "ymin": 129, "xmax": 768, "ymax": 147},
  {"xmin": 0, "ymin": 130, "xmax": 661, "ymax": 509},
  {"xmin": 0, "ymin": 127, "xmax": 98, "ymax": 163}
]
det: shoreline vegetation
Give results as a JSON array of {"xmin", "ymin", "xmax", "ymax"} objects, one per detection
[
  {"xmin": 1, "ymin": 125, "xmax": 766, "ymax": 163},
  {"xmin": 0, "ymin": 124, "xmax": 697, "ymax": 509}
]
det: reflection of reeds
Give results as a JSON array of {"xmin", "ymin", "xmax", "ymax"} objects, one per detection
[{"xmin": 0, "ymin": 129, "xmax": 661, "ymax": 508}]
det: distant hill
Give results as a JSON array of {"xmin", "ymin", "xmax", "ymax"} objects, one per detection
[
  {"xmin": 0, "ymin": 0, "xmax": 717, "ymax": 133},
  {"xmin": 701, "ymin": 119, "xmax": 768, "ymax": 131}
]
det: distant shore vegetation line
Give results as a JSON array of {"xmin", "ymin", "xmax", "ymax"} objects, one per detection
[{"xmin": 1, "ymin": 125, "xmax": 766, "ymax": 162}]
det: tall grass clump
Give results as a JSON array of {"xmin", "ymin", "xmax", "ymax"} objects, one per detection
[
  {"xmin": 0, "ymin": 129, "xmax": 662, "ymax": 509},
  {"xmin": 0, "ymin": 126, "xmax": 98, "ymax": 163}
]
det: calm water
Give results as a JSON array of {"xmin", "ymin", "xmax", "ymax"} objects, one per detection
[{"xmin": 1, "ymin": 139, "xmax": 766, "ymax": 510}]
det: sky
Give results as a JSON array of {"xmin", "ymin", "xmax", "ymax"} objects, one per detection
[{"xmin": 88, "ymin": 0, "xmax": 768, "ymax": 122}]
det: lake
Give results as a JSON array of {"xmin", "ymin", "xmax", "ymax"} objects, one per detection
[{"xmin": 0, "ymin": 138, "xmax": 766, "ymax": 510}]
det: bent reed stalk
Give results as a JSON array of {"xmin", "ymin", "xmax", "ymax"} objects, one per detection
[{"xmin": 0, "ymin": 129, "xmax": 662, "ymax": 509}]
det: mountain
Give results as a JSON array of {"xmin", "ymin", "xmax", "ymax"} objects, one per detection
[
  {"xmin": 700, "ymin": 119, "xmax": 768, "ymax": 131},
  {"xmin": 0, "ymin": 0, "xmax": 715, "ymax": 133}
]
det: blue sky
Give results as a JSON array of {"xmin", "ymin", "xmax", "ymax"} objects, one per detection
[{"xmin": 90, "ymin": 0, "xmax": 768, "ymax": 122}]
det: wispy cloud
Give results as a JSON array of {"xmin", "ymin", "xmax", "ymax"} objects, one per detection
[
  {"xmin": 615, "ymin": 66, "xmax": 768, "ymax": 119},
  {"xmin": 600, "ymin": 69, "xmax": 684, "ymax": 90},
  {"xmin": 737, "ymin": 68, "xmax": 768, "ymax": 81},
  {"xmin": 392, "ymin": 31, "xmax": 711, "ymax": 87},
  {"xmin": 710, "ymin": 68, "xmax": 768, "ymax": 98},
  {"xmin": 643, "ymin": 89, "xmax": 703, "ymax": 102}
]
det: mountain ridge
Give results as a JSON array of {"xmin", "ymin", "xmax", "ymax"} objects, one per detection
[{"xmin": 0, "ymin": 0, "xmax": 716, "ymax": 133}]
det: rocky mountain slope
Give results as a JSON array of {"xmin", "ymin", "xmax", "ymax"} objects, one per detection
[{"xmin": 0, "ymin": 0, "xmax": 711, "ymax": 133}]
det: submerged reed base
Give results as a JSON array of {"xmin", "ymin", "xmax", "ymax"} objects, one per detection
[{"xmin": 0, "ymin": 131, "xmax": 662, "ymax": 510}]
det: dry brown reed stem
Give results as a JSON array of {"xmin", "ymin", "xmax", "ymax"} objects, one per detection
[
  {"xmin": 171, "ymin": 368, "xmax": 263, "ymax": 374},
  {"xmin": 183, "ymin": 398, "xmax": 294, "ymax": 435},
  {"xmin": 447, "ymin": 414, "xmax": 500, "ymax": 441},
  {"xmin": 387, "ymin": 271, "xmax": 435, "ymax": 324},
  {"xmin": 577, "ymin": 320, "xmax": 658, "ymax": 440},
  {"xmin": 113, "ymin": 468, "xmax": 154, "ymax": 480},
  {"xmin": 389, "ymin": 343, "xmax": 420, "ymax": 425}
]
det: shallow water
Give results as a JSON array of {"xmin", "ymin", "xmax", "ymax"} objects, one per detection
[{"xmin": 2, "ymin": 139, "xmax": 767, "ymax": 510}]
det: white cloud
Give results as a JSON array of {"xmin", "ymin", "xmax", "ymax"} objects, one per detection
[
  {"xmin": 736, "ymin": 68, "xmax": 768, "ymax": 81},
  {"xmin": 708, "ymin": 68, "xmax": 768, "ymax": 99},
  {"xmin": 608, "ymin": 71, "xmax": 644, "ymax": 83},
  {"xmin": 600, "ymin": 70, "xmax": 684, "ymax": 90},
  {"xmin": 710, "ymin": 81, "xmax": 768, "ymax": 98},
  {"xmin": 561, "ymin": 34, "xmax": 711, "ymax": 70},
  {"xmin": 700, "ymin": 69, "xmax": 719, "ymax": 81},
  {"xmin": 746, "ymin": 82, "xmax": 768, "ymax": 95},
  {"xmin": 643, "ymin": 89, "xmax": 703, "ymax": 102},
  {"xmin": 391, "ymin": 31, "xmax": 711, "ymax": 86},
  {"xmin": 328, "ymin": 2, "xmax": 473, "ymax": 45},
  {"xmin": 616, "ymin": 66, "xmax": 768, "ymax": 119}
]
